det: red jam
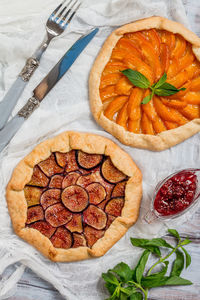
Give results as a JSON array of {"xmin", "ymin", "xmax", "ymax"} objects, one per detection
[{"xmin": 154, "ymin": 171, "xmax": 197, "ymax": 216}]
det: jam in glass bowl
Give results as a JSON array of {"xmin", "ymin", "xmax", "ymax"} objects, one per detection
[{"xmin": 144, "ymin": 169, "xmax": 200, "ymax": 223}]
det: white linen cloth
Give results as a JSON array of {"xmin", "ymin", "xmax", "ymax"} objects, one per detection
[{"xmin": 0, "ymin": 0, "xmax": 199, "ymax": 299}]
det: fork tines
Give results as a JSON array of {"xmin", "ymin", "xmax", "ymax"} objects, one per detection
[{"xmin": 50, "ymin": 0, "xmax": 81, "ymax": 27}]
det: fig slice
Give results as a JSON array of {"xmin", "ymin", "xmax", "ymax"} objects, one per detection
[
  {"xmin": 65, "ymin": 213, "xmax": 83, "ymax": 233},
  {"xmin": 49, "ymin": 175, "xmax": 63, "ymax": 189},
  {"xmin": 111, "ymin": 181, "xmax": 127, "ymax": 198},
  {"xmin": 72, "ymin": 233, "xmax": 87, "ymax": 248},
  {"xmin": 86, "ymin": 183, "xmax": 106, "ymax": 205},
  {"xmin": 76, "ymin": 171, "xmax": 101, "ymax": 188},
  {"xmin": 45, "ymin": 203, "xmax": 72, "ymax": 227},
  {"xmin": 83, "ymin": 205, "xmax": 107, "ymax": 230},
  {"xmin": 50, "ymin": 227, "xmax": 72, "ymax": 249},
  {"xmin": 101, "ymin": 158, "xmax": 127, "ymax": 184},
  {"xmin": 38, "ymin": 154, "xmax": 63, "ymax": 177},
  {"xmin": 62, "ymin": 185, "xmax": 88, "ymax": 212},
  {"xmin": 106, "ymin": 215, "xmax": 116, "ymax": 229},
  {"xmin": 56, "ymin": 150, "xmax": 79, "ymax": 172},
  {"xmin": 28, "ymin": 220, "xmax": 56, "ymax": 238},
  {"xmin": 40, "ymin": 189, "xmax": 61, "ymax": 210},
  {"xmin": 76, "ymin": 151, "xmax": 103, "ymax": 170},
  {"xmin": 105, "ymin": 197, "xmax": 125, "ymax": 217},
  {"xmin": 26, "ymin": 206, "xmax": 44, "ymax": 224},
  {"xmin": 84, "ymin": 226, "xmax": 105, "ymax": 248},
  {"xmin": 28, "ymin": 166, "xmax": 49, "ymax": 187},
  {"xmin": 24, "ymin": 186, "xmax": 43, "ymax": 207},
  {"xmin": 62, "ymin": 172, "xmax": 80, "ymax": 189}
]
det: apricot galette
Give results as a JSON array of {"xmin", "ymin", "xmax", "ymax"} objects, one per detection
[
  {"xmin": 6, "ymin": 132, "xmax": 142, "ymax": 262},
  {"xmin": 89, "ymin": 17, "xmax": 200, "ymax": 151}
]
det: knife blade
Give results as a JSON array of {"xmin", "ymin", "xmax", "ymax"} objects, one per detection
[{"xmin": 0, "ymin": 28, "xmax": 99, "ymax": 153}]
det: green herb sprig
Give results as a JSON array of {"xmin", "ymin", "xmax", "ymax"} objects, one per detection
[
  {"xmin": 102, "ymin": 229, "xmax": 192, "ymax": 300},
  {"xmin": 121, "ymin": 69, "xmax": 186, "ymax": 104}
]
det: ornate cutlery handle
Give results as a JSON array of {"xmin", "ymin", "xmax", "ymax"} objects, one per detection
[
  {"xmin": 0, "ymin": 96, "xmax": 40, "ymax": 153},
  {"xmin": 0, "ymin": 37, "xmax": 51, "ymax": 130}
]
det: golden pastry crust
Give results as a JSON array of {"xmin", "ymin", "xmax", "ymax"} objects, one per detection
[
  {"xmin": 89, "ymin": 16, "xmax": 200, "ymax": 151},
  {"xmin": 6, "ymin": 131, "xmax": 142, "ymax": 262}
]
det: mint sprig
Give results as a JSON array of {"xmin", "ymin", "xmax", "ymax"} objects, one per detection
[
  {"xmin": 121, "ymin": 69, "xmax": 186, "ymax": 104},
  {"xmin": 102, "ymin": 229, "xmax": 192, "ymax": 300}
]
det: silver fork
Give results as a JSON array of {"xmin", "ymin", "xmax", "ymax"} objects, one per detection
[{"xmin": 0, "ymin": 0, "xmax": 81, "ymax": 130}]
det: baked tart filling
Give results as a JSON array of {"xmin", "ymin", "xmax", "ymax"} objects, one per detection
[
  {"xmin": 90, "ymin": 17, "xmax": 200, "ymax": 150},
  {"xmin": 24, "ymin": 150, "xmax": 128, "ymax": 249},
  {"xmin": 6, "ymin": 132, "xmax": 142, "ymax": 261}
]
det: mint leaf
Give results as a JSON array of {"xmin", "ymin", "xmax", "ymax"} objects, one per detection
[
  {"xmin": 171, "ymin": 250, "xmax": 184, "ymax": 277},
  {"xmin": 130, "ymin": 238, "xmax": 161, "ymax": 256},
  {"xmin": 142, "ymin": 275, "xmax": 192, "ymax": 288},
  {"xmin": 121, "ymin": 69, "xmax": 150, "ymax": 89},
  {"xmin": 105, "ymin": 282, "xmax": 117, "ymax": 295},
  {"xmin": 141, "ymin": 93, "xmax": 152, "ymax": 104},
  {"xmin": 150, "ymin": 238, "xmax": 174, "ymax": 249},
  {"xmin": 134, "ymin": 250, "xmax": 150, "ymax": 284},
  {"xmin": 153, "ymin": 72, "xmax": 167, "ymax": 89},
  {"xmin": 102, "ymin": 272, "xmax": 119, "ymax": 286},
  {"xmin": 181, "ymin": 247, "xmax": 191, "ymax": 268},
  {"xmin": 181, "ymin": 239, "xmax": 191, "ymax": 246},
  {"xmin": 112, "ymin": 262, "xmax": 132, "ymax": 282},
  {"xmin": 130, "ymin": 292, "xmax": 143, "ymax": 300},
  {"xmin": 145, "ymin": 261, "xmax": 169, "ymax": 280},
  {"xmin": 154, "ymin": 82, "xmax": 186, "ymax": 96},
  {"xmin": 168, "ymin": 229, "xmax": 180, "ymax": 240}
]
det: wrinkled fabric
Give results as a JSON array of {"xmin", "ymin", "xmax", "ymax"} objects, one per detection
[{"xmin": 0, "ymin": 0, "xmax": 198, "ymax": 299}]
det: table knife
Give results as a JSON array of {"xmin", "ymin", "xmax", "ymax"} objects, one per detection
[{"xmin": 0, "ymin": 28, "xmax": 99, "ymax": 153}]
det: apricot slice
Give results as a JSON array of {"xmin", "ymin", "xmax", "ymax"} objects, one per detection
[
  {"xmin": 72, "ymin": 233, "xmax": 87, "ymax": 248},
  {"xmin": 160, "ymin": 43, "xmax": 170, "ymax": 74},
  {"xmin": 178, "ymin": 46, "xmax": 194, "ymax": 72},
  {"xmin": 26, "ymin": 206, "xmax": 44, "ymax": 224},
  {"xmin": 164, "ymin": 121, "xmax": 178, "ymax": 130},
  {"xmin": 100, "ymin": 73, "xmax": 122, "ymax": 89},
  {"xmin": 49, "ymin": 175, "xmax": 63, "ymax": 189},
  {"xmin": 62, "ymin": 172, "xmax": 80, "ymax": 189},
  {"xmin": 128, "ymin": 118, "xmax": 141, "ymax": 133},
  {"xmin": 29, "ymin": 220, "xmax": 56, "ymax": 238},
  {"xmin": 115, "ymin": 77, "xmax": 133, "ymax": 95},
  {"xmin": 83, "ymin": 205, "xmax": 107, "ymax": 230},
  {"xmin": 65, "ymin": 213, "xmax": 83, "ymax": 233},
  {"xmin": 167, "ymin": 58, "xmax": 179, "ymax": 79},
  {"xmin": 76, "ymin": 151, "xmax": 103, "ymax": 170},
  {"xmin": 100, "ymin": 85, "xmax": 118, "ymax": 102},
  {"xmin": 24, "ymin": 186, "xmax": 43, "ymax": 207},
  {"xmin": 172, "ymin": 35, "xmax": 186, "ymax": 58},
  {"xmin": 105, "ymin": 197, "xmax": 124, "ymax": 217},
  {"xmin": 86, "ymin": 183, "xmax": 106, "ymax": 205},
  {"xmin": 180, "ymin": 104, "xmax": 199, "ymax": 119},
  {"xmin": 185, "ymin": 63, "xmax": 200, "ymax": 80},
  {"xmin": 50, "ymin": 227, "xmax": 72, "ymax": 249},
  {"xmin": 116, "ymin": 38, "xmax": 143, "ymax": 58},
  {"xmin": 40, "ymin": 189, "xmax": 61, "ymax": 210},
  {"xmin": 28, "ymin": 166, "xmax": 49, "ymax": 187},
  {"xmin": 161, "ymin": 31, "xmax": 176, "ymax": 53},
  {"xmin": 161, "ymin": 98, "xmax": 187, "ymax": 109},
  {"xmin": 168, "ymin": 70, "xmax": 189, "ymax": 88},
  {"xmin": 38, "ymin": 154, "xmax": 63, "ymax": 177},
  {"xmin": 62, "ymin": 185, "xmax": 89, "ymax": 212},
  {"xmin": 111, "ymin": 181, "xmax": 127, "ymax": 198},
  {"xmin": 182, "ymin": 92, "xmax": 200, "ymax": 104},
  {"xmin": 101, "ymin": 158, "xmax": 126, "ymax": 184},
  {"xmin": 104, "ymin": 96, "xmax": 128, "ymax": 120},
  {"xmin": 141, "ymin": 113, "xmax": 154, "ymax": 135},
  {"xmin": 116, "ymin": 102, "xmax": 128, "ymax": 129},
  {"xmin": 45, "ymin": 203, "xmax": 72, "ymax": 227},
  {"xmin": 142, "ymin": 29, "xmax": 161, "ymax": 56},
  {"xmin": 103, "ymin": 61, "xmax": 127, "ymax": 76},
  {"xmin": 190, "ymin": 77, "xmax": 200, "ymax": 91},
  {"xmin": 127, "ymin": 88, "xmax": 144, "ymax": 120},
  {"xmin": 84, "ymin": 226, "xmax": 105, "ymax": 248},
  {"xmin": 154, "ymin": 96, "xmax": 188, "ymax": 125}
]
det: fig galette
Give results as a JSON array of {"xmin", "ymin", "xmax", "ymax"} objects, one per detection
[
  {"xmin": 6, "ymin": 132, "xmax": 142, "ymax": 262},
  {"xmin": 89, "ymin": 16, "xmax": 200, "ymax": 151}
]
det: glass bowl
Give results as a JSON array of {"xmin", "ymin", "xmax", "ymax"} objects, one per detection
[{"xmin": 144, "ymin": 168, "xmax": 200, "ymax": 223}]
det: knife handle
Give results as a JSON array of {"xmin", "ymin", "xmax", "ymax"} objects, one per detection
[
  {"xmin": 0, "ymin": 56, "xmax": 39, "ymax": 130},
  {"xmin": 0, "ymin": 115, "xmax": 24, "ymax": 153}
]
